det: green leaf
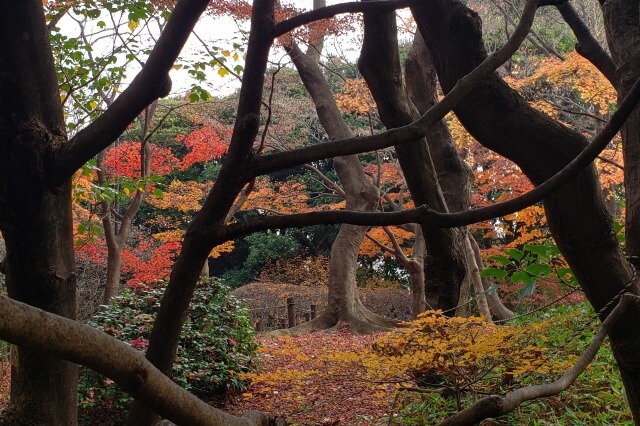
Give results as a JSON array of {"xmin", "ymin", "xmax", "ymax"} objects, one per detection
[
  {"xmin": 505, "ymin": 248, "xmax": 524, "ymax": 261},
  {"xmin": 489, "ymin": 255, "xmax": 511, "ymax": 266},
  {"xmin": 518, "ymin": 282, "xmax": 536, "ymax": 300},
  {"xmin": 511, "ymin": 270, "xmax": 534, "ymax": 285},
  {"xmin": 480, "ymin": 267, "xmax": 507, "ymax": 279},
  {"xmin": 524, "ymin": 244, "xmax": 547, "ymax": 257},
  {"xmin": 525, "ymin": 263, "xmax": 552, "ymax": 277},
  {"xmin": 153, "ymin": 188, "xmax": 164, "ymax": 198}
]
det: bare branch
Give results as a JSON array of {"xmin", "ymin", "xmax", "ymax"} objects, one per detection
[
  {"xmin": 253, "ymin": 0, "xmax": 542, "ymax": 176},
  {"xmin": 435, "ymin": 293, "xmax": 636, "ymax": 426},
  {"xmin": 0, "ymin": 295, "xmax": 277, "ymax": 426},
  {"xmin": 273, "ymin": 0, "xmax": 413, "ymax": 38},
  {"xmin": 225, "ymin": 75, "xmax": 640, "ymax": 239},
  {"xmin": 556, "ymin": 2, "xmax": 618, "ymax": 87}
]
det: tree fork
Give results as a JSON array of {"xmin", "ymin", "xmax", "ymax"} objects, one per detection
[{"xmin": 359, "ymin": 6, "xmax": 468, "ymax": 313}]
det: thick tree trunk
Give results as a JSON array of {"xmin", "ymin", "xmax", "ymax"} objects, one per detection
[
  {"xmin": 602, "ymin": 2, "xmax": 640, "ymax": 420},
  {"xmin": 405, "ymin": 33, "xmax": 474, "ymax": 215},
  {"xmin": 102, "ymin": 249, "xmax": 123, "ymax": 305},
  {"xmin": 405, "ymin": 32, "xmax": 513, "ymax": 321},
  {"xmin": 603, "ymin": 0, "xmax": 640, "ymax": 267},
  {"xmin": 359, "ymin": 10, "xmax": 468, "ymax": 312},
  {"xmin": 2, "ymin": 196, "xmax": 78, "ymax": 425},
  {"xmin": 275, "ymin": 10, "xmax": 396, "ymax": 334},
  {"xmin": 411, "ymin": 0, "xmax": 640, "ymax": 420},
  {"xmin": 0, "ymin": 2, "xmax": 78, "ymax": 423},
  {"xmin": 127, "ymin": 3, "xmax": 278, "ymax": 423}
]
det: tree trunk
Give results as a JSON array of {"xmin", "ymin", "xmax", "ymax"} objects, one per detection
[
  {"xmin": 102, "ymin": 248, "xmax": 123, "ymax": 305},
  {"xmin": 409, "ymin": 227, "xmax": 427, "ymax": 315},
  {"xmin": 0, "ymin": 2, "xmax": 78, "ymax": 423},
  {"xmin": 602, "ymin": 2, "xmax": 640, "ymax": 420},
  {"xmin": 358, "ymin": 9, "xmax": 468, "ymax": 312},
  {"xmin": 272, "ymin": 8, "xmax": 397, "ymax": 335},
  {"xmin": 603, "ymin": 0, "xmax": 640, "ymax": 267},
  {"xmin": 127, "ymin": 2, "xmax": 278, "ymax": 423},
  {"xmin": 464, "ymin": 235, "xmax": 492, "ymax": 321},
  {"xmin": 404, "ymin": 32, "xmax": 513, "ymax": 321},
  {"xmin": 404, "ymin": 32, "xmax": 474, "ymax": 215},
  {"xmin": 469, "ymin": 235, "xmax": 514, "ymax": 320},
  {"xmin": 411, "ymin": 0, "xmax": 640, "ymax": 420}
]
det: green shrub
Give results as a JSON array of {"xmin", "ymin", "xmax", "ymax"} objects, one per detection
[{"xmin": 78, "ymin": 278, "xmax": 257, "ymax": 424}]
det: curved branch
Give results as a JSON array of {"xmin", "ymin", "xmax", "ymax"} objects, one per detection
[
  {"xmin": 53, "ymin": 0, "xmax": 213, "ymax": 183},
  {"xmin": 224, "ymin": 75, "xmax": 640, "ymax": 240},
  {"xmin": 253, "ymin": 0, "xmax": 541, "ymax": 176},
  {"xmin": 0, "ymin": 295, "xmax": 277, "ymax": 425},
  {"xmin": 273, "ymin": 0, "xmax": 413, "ymax": 38},
  {"xmin": 435, "ymin": 293, "xmax": 636, "ymax": 426}
]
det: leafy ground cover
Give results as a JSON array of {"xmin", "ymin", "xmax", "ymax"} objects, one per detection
[
  {"xmin": 0, "ymin": 302, "xmax": 630, "ymax": 425},
  {"xmin": 228, "ymin": 303, "xmax": 632, "ymax": 425}
]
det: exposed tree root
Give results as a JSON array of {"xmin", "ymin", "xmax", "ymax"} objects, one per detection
[{"xmin": 265, "ymin": 302, "xmax": 398, "ymax": 337}]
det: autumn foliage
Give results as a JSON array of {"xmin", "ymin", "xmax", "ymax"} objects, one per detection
[{"xmin": 230, "ymin": 311, "xmax": 576, "ymax": 424}]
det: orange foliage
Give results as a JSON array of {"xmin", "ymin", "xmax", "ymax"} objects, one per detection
[
  {"xmin": 243, "ymin": 178, "xmax": 311, "ymax": 214},
  {"xmin": 177, "ymin": 125, "xmax": 230, "ymax": 170},
  {"xmin": 508, "ymin": 52, "xmax": 617, "ymax": 114},
  {"xmin": 147, "ymin": 180, "xmax": 208, "ymax": 212},
  {"xmin": 363, "ymin": 161, "xmax": 404, "ymax": 188},
  {"xmin": 122, "ymin": 239, "xmax": 181, "ymax": 288},
  {"xmin": 360, "ymin": 226, "xmax": 414, "ymax": 258},
  {"xmin": 335, "ymin": 78, "xmax": 377, "ymax": 116},
  {"xmin": 103, "ymin": 141, "xmax": 179, "ymax": 178}
]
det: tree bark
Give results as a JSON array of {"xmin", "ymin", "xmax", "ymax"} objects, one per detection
[
  {"xmin": 0, "ymin": 295, "xmax": 279, "ymax": 426},
  {"xmin": 463, "ymin": 236, "xmax": 492, "ymax": 321},
  {"xmin": 411, "ymin": 0, "xmax": 640, "ymax": 420},
  {"xmin": 276, "ymin": 24, "xmax": 396, "ymax": 334},
  {"xmin": 469, "ymin": 235, "xmax": 514, "ymax": 320},
  {"xmin": 602, "ymin": 0, "xmax": 640, "ymax": 268},
  {"xmin": 358, "ymin": 9, "xmax": 468, "ymax": 312},
  {"xmin": 127, "ymin": 2, "xmax": 278, "ymax": 423},
  {"xmin": 0, "ymin": 1, "xmax": 77, "ymax": 423}
]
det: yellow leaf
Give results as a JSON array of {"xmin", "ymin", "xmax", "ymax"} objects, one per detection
[
  {"xmin": 233, "ymin": 52, "xmax": 239, "ymax": 61},
  {"xmin": 217, "ymin": 67, "xmax": 229, "ymax": 78},
  {"xmin": 221, "ymin": 49, "xmax": 231, "ymax": 57},
  {"xmin": 89, "ymin": 101, "xmax": 98, "ymax": 109},
  {"xmin": 128, "ymin": 20, "xmax": 139, "ymax": 31}
]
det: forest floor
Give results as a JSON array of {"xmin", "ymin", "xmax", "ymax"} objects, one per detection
[
  {"xmin": 225, "ymin": 325, "xmax": 394, "ymax": 425},
  {"xmin": 0, "ymin": 363, "xmax": 10, "ymax": 411}
]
